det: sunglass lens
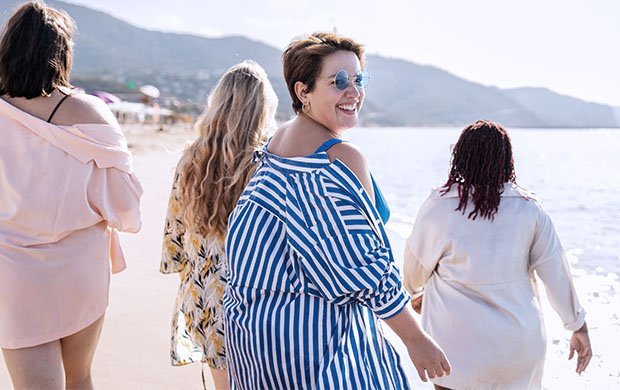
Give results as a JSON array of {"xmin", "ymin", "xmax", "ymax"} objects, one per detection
[
  {"xmin": 334, "ymin": 70, "xmax": 349, "ymax": 90},
  {"xmin": 355, "ymin": 70, "xmax": 369, "ymax": 88}
]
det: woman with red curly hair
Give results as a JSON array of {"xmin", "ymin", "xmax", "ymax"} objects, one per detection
[{"xmin": 403, "ymin": 120, "xmax": 592, "ymax": 390}]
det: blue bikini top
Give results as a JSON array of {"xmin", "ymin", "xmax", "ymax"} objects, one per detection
[{"xmin": 315, "ymin": 138, "xmax": 390, "ymax": 224}]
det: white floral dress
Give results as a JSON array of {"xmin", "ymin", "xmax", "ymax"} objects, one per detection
[{"xmin": 160, "ymin": 168, "xmax": 227, "ymax": 369}]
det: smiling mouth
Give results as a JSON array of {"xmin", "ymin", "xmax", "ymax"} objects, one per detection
[{"xmin": 337, "ymin": 104, "xmax": 357, "ymax": 111}]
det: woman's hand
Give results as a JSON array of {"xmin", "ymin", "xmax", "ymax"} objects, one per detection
[
  {"xmin": 384, "ymin": 306, "xmax": 451, "ymax": 382},
  {"xmin": 569, "ymin": 322, "xmax": 592, "ymax": 374},
  {"xmin": 405, "ymin": 329, "xmax": 451, "ymax": 382},
  {"xmin": 411, "ymin": 294, "xmax": 423, "ymax": 315}
]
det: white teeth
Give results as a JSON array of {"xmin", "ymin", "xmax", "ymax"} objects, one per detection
[{"xmin": 337, "ymin": 104, "xmax": 356, "ymax": 111}]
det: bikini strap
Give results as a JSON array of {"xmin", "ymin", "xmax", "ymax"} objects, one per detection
[
  {"xmin": 46, "ymin": 94, "xmax": 71, "ymax": 123},
  {"xmin": 315, "ymin": 138, "xmax": 343, "ymax": 153}
]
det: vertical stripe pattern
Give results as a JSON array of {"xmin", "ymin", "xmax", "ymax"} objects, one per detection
[{"xmin": 224, "ymin": 150, "xmax": 411, "ymax": 389}]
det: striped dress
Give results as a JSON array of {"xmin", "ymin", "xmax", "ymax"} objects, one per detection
[{"xmin": 224, "ymin": 141, "xmax": 411, "ymax": 390}]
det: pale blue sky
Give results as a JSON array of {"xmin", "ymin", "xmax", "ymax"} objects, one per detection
[{"xmin": 67, "ymin": 0, "xmax": 620, "ymax": 107}]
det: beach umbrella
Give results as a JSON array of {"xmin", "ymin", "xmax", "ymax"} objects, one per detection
[
  {"xmin": 139, "ymin": 84, "xmax": 160, "ymax": 98},
  {"xmin": 91, "ymin": 91, "xmax": 121, "ymax": 103}
]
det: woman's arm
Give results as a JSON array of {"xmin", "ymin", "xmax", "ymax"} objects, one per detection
[
  {"xmin": 288, "ymin": 143, "xmax": 451, "ymax": 380},
  {"xmin": 403, "ymin": 242, "xmax": 433, "ymax": 297},
  {"xmin": 384, "ymin": 306, "xmax": 451, "ymax": 382},
  {"xmin": 327, "ymin": 141, "xmax": 375, "ymax": 204},
  {"xmin": 404, "ymin": 244, "xmax": 430, "ymax": 315},
  {"xmin": 402, "ymin": 198, "xmax": 444, "ymax": 313},
  {"xmin": 87, "ymin": 167, "xmax": 142, "ymax": 233},
  {"xmin": 287, "ymin": 143, "xmax": 408, "ymax": 317},
  {"xmin": 530, "ymin": 202, "xmax": 591, "ymax": 373},
  {"xmin": 569, "ymin": 322, "xmax": 592, "ymax": 374},
  {"xmin": 530, "ymin": 205, "xmax": 586, "ymax": 330}
]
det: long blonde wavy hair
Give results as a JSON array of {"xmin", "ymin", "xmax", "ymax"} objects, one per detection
[{"xmin": 178, "ymin": 61, "xmax": 278, "ymax": 238}]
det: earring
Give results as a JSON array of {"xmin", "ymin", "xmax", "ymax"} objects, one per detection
[{"xmin": 302, "ymin": 102, "xmax": 311, "ymax": 115}]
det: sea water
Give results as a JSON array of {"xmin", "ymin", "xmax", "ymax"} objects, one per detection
[
  {"xmin": 346, "ymin": 127, "xmax": 620, "ymax": 389},
  {"xmin": 347, "ymin": 127, "xmax": 620, "ymax": 277}
]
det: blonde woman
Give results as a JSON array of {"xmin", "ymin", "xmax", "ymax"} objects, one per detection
[{"xmin": 160, "ymin": 61, "xmax": 277, "ymax": 389}]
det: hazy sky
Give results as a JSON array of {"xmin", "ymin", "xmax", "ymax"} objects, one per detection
[{"xmin": 66, "ymin": 0, "xmax": 620, "ymax": 106}]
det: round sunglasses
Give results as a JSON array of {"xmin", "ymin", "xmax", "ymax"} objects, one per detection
[{"xmin": 327, "ymin": 69, "xmax": 370, "ymax": 91}]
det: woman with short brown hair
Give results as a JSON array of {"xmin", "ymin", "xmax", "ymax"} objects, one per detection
[{"xmin": 224, "ymin": 32, "xmax": 450, "ymax": 389}]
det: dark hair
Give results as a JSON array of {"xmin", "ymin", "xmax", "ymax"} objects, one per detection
[
  {"xmin": 282, "ymin": 32, "xmax": 365, "ymax": 114},
  {"xmin": 441, "ymin": 120, "xmax": 516, "ymax": 220},
  {"xmin": 0, "ymin": 1, "xmax": 75, "ymax": 98}
]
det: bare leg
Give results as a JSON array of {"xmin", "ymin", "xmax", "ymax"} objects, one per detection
[
  {"xmin": 210, "ymin": 368, "xmax": 230, "ymax": 390},
  {"xmin": 2, "ymin": 340, "xmax": 64, "ymax": 389},
  {"xmin": 61, "ymin": 314, "xmax": 105, "ymax": 390}
]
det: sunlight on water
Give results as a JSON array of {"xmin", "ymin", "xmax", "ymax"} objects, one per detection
[
  {"xmin": 347, "ymin": 127, "xmax": 620, "ymax": 389},
  {"xmin": 347, "ymin": 127, "xmax": 620, "ymax": 276}
]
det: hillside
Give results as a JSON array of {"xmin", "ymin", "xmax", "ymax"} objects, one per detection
[
  {"xmin": 1, "ymin": 0, "xmax": 618, "ymax": 127},
  {"xmin": 503, "ymin": 87, "xmax": 619, "ymax": 128}
]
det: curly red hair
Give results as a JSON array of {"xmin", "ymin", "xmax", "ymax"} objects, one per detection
[{"xmin": 441, "ymin": 120, "xmax": 516, "ymax": 220}]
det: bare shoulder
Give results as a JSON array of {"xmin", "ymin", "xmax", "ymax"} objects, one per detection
[
  {"xmin": 327, "ymin": 142, "xmax": 374, "ymax": 201},
  {"xmin": 54, "ymin": 93, "xmax": 119, "ymax": 127},
  {"xmin": 327, "ymin": 141, "xmax": 367, "ymax": 171},
  {"xmin": 266, "ymin": 123, "xmax": 288, "ymax": 148}
]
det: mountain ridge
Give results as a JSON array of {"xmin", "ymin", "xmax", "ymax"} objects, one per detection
[{"xmin": 1, "ymin": 0, "xmax": 617, "ymax": 127}]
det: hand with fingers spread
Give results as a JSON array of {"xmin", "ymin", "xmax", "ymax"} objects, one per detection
[{"xmin": 569, "ymin": 322, "xmax": 592, "ymax": 374}]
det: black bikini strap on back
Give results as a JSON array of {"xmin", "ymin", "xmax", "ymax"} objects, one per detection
[{"xmin": 46, "ymin": 94, "xmax": 71, "ymax": 123}]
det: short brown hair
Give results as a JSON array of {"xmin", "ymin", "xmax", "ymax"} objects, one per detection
[
  {"xmin": 282, "ymin": 32, "xmax": 365, "ymax": 114},
  {"xmin": 0, "ymin": 1, "xmax": 75, "ymax": 98}
]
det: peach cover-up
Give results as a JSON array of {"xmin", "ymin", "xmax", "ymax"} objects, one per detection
[{"xmin": 0, "ymin": 98, "xmax": 142, "ymax": 349}]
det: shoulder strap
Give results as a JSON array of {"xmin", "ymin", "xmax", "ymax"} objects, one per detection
[
  {"xmin": 46, "ymin": 94, "xmax": 71, "ymax": 123},
  {"xmin": 315, "ymin": 138, "xmax": 343, "ymax": 153},
  {"xmin": 370, "ymin": 172, "xmax": 391, "ymax": 224}
]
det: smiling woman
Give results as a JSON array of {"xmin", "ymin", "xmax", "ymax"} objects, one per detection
[
  {"xmin": 223, "ymin": 32, "xmax": 451, "ymax": 390},
  {"xmin": 301, "ymin": 50, "xmax": 366, "ymax": 132}
]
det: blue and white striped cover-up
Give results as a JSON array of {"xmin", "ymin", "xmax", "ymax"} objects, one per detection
[{"xmin": 223, "ymin": 144, "xmax": 411, "ymax": 390}]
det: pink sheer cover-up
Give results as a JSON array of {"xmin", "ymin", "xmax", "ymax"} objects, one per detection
[{"xmin": 0, "ymin": 98, "xmax": 142, "ymax": 349}]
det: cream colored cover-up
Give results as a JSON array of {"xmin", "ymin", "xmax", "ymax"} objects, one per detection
[
  {"xmin": 0, "ymin": 98, "xmax": 142, "ymax": 349},
  {"xmin": 403, "ymin": 183, "xmax": 585, "ymax": 390}
]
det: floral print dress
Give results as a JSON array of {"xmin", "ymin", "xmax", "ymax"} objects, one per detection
[{"xmin": 160, "ymin": 169, "xmax": 227, "ymax": 369}]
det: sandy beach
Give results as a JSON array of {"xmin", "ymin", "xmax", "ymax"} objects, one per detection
[{"xmin": 1, "ymin": 123, "xmax": 618, "ymax": 389}]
